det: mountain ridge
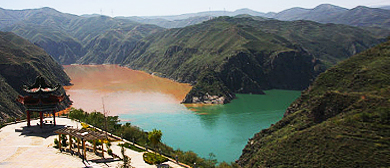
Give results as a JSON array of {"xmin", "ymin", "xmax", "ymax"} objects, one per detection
[
  {"xmin": 120, "ymin": 16, "xmax": 381, "ymax": 103},
  {"xmin": 0, "ymin": 7, "xmax": 384, "ymax": 104}
]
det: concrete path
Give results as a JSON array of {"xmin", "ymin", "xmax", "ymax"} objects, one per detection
[{"xmin": 0, "ymin": 117, "xmax": 186, "ymax": 168}]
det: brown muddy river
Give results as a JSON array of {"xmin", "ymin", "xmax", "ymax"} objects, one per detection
[{"xmin": 63, "ymin": 65, "xmax": 191, "ymax": 115}]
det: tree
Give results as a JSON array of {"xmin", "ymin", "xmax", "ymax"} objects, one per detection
[
  {"xmin": 121, "ymin": 144, "xmax": 131, "ymax": 168},
  {"xmin": 207, "ymin": 152, "xmax": 217, "ymax": 167},
  {"xmin": 148, "ymin": 129, "xmax": 162, "ymax": 153},
  {"xmin": 61, "ymin": 134, "xmax": 68, "ymax": 147}
]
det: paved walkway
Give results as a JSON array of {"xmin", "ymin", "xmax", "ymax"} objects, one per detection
[{"xmin": 0, "ymin": 118, "xmax": 185, "ymax": 168}]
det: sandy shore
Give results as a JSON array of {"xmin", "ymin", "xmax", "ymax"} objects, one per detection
[{"xmin": 0, "ymin": 117, "xmax": 185, "ymax": 168}]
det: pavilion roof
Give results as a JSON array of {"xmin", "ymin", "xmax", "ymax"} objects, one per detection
[
  {"xmin": 23, "ymin": 76, "xmax": 60, "ymax": 94},
  {"xmin": 55, "ymin": 127, "xmax": 120, "ymax": 141}
]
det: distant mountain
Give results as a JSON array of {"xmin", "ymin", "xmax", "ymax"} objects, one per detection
[
  {"xmin": 378, "ymin": 5, "xmax": 390, "ymax": 10},
  {"xmin": 0, "ymin": 7, "xmax": 72, "ymax": 29},
  {"xmin": 272, "ymin": 4, "xmax": 390, "ymax": 37},
  {"xmin": 238, "ymin": 39, "xmax": 390, "ymax": 168},
  {"xmin": 121, "ymin": 15, "xmax": 213, "ymax": 29},
  {"xmin": 121, "ymin": 16, "xmax": 380, "ymax": 102},
  {"xmin": 143, "ymin": 8, "xmax": 264, "ymax": 21},
  {"xmin": 0, "ymin": 32, "xmax": 71, "ymax": 121},
  {"xmin": 273, "ymin": 4, "xmax": 348, "ymax": 21},
  {"xmin": 0, "ymin": 7, "xmax": 164, "ymax": 64},
  {"xmin": 121, "ymin": 4, "xmax": 390, "ymax": 37},
  {"xmin": 119, "ymin": 8, "xmax": 265, "ymax": 28},
  {"xmin": 118, "ymin": 4, "xmax": 390, "ymax": 36},
  {"xmin": 329, "ymin": 6, "xmax": 390, "ymax": 27}
]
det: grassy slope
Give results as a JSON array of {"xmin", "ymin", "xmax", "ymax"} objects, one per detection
[
  {"xmin": 0, "ymin": 31, "xmax": 71, "ymax": 120},
  {"xmin": 237, "ymin": 40, "xmax": 390, "ymax": 167}
]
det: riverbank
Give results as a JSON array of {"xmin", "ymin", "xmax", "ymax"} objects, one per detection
[{"xmin": 0, "ymin": 117, "xmax": 185, "ymax": 168}]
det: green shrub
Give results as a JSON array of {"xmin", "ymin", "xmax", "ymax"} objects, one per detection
[
  {"xmin": 121, "ymin": 142, "xmax": 145, "ymax": 152},
  {"xmin": 143, "ymin": 152, "xmax": 168, "ymax": 165},
  {"xmin": 108, "ymin": 148, "xmax": 113, "ymax": 156},
  {"xmin": 6, "ymin": 117, "xmax": 15, "ymax": 123},
  {"xmin": 54, "ymin": 138, "xmax": 59, "ymax": 149},
  {"xmin": 61, "ymin": 134, "xmax": 68, "ymax": 147}
]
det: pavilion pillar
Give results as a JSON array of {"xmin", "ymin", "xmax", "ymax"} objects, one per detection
[
  {"xmin": 58, "ymin": 134, "xmax": 62, "ymax": 151},
  {"xmin": 53, "ymin": 110, "xmax": 56, "ymax": 126},
  {"xmin": 83, "ymin": 140, "xmax": 86, "ymax": 160},
  {"xmin": 26, "ymin": 110, "xmax": 31, "ymax": 127},
  {"xmin": 39, "ymin": 111, "xmax": 43, "ymax": 128}
]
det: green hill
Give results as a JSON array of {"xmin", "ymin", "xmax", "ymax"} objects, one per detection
[
  {"xmin": 237, "ymin": 40, "xmax": 390, "ymax": 167},
  {"xmin": 0, "ymin": 31, "xmax": 71, "ymax": 121},
  {"xmin": 122, "ymin": 16, "xmax": 381, "ymax": 102}
]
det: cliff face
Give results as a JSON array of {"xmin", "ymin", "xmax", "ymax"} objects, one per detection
[
  {"xmin": 0, "ymin": 32, "xmax": 71, "ymax": 121},
  {"xmin": 237, "ymin": 40, "xmax": 390, "ymax": 167},
  {"xmin": 181, "ymin": 69, "xmax": 235, "ymax": 104}
]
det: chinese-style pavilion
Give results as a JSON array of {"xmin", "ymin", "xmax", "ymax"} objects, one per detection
[{"xmin": 17, "ymin": 76, "xmax": 65, "ymax": 128}]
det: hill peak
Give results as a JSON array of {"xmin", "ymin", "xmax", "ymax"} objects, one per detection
[{"xmin": 313, "ymin": 4, "xmax": 348, "ymax": 11}]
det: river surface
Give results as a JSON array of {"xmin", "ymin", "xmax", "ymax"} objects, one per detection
[{"xmin": 64, "ymin": 65, "xmax": 301, "ymax": 163}]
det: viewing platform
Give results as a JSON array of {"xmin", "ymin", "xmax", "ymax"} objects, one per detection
[{"xmin": 0, "ymin": 117, "xmax": 186, "ymax": 168}]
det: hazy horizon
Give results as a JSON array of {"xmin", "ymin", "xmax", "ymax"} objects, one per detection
[{"xmin": 0, "ymin": 0, "xmax": 389, "ymax": 17}]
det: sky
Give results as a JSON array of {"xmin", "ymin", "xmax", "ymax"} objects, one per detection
[{"xmin": 0, "ymin": 0, "xmax": 389, "ymax": 17}]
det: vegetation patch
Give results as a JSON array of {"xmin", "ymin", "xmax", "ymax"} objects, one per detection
[
  {"xmin": 143, "ymin": 152, "xmax": 169, "ymax": 165},
  {"xmin": 121, "ymin": 142, "xmax": 145, "ymax": 152}
]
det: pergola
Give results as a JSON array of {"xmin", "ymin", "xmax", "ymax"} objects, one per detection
[{"xmin": 55, "ymin": 127, "xmax": 119, "ymax": 160}]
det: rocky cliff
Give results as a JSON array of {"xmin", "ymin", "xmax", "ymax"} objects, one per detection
[{"xmin": 181, "ymin": 69, "xmax": 235, "ymax": 104}]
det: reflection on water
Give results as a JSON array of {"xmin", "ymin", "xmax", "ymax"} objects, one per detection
[{"xmin": 64, "ymin": 65, "xmax": 301, "ymax": 162}]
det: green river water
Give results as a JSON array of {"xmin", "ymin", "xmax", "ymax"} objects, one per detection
[{"xmin": 119, "ymin": 91, "xmax": 301, "ymax": 163}]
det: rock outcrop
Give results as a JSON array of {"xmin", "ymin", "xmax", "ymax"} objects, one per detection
[{"xmin": 181, "ymin": 69, "xmax": 235, "ymax": 104}]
